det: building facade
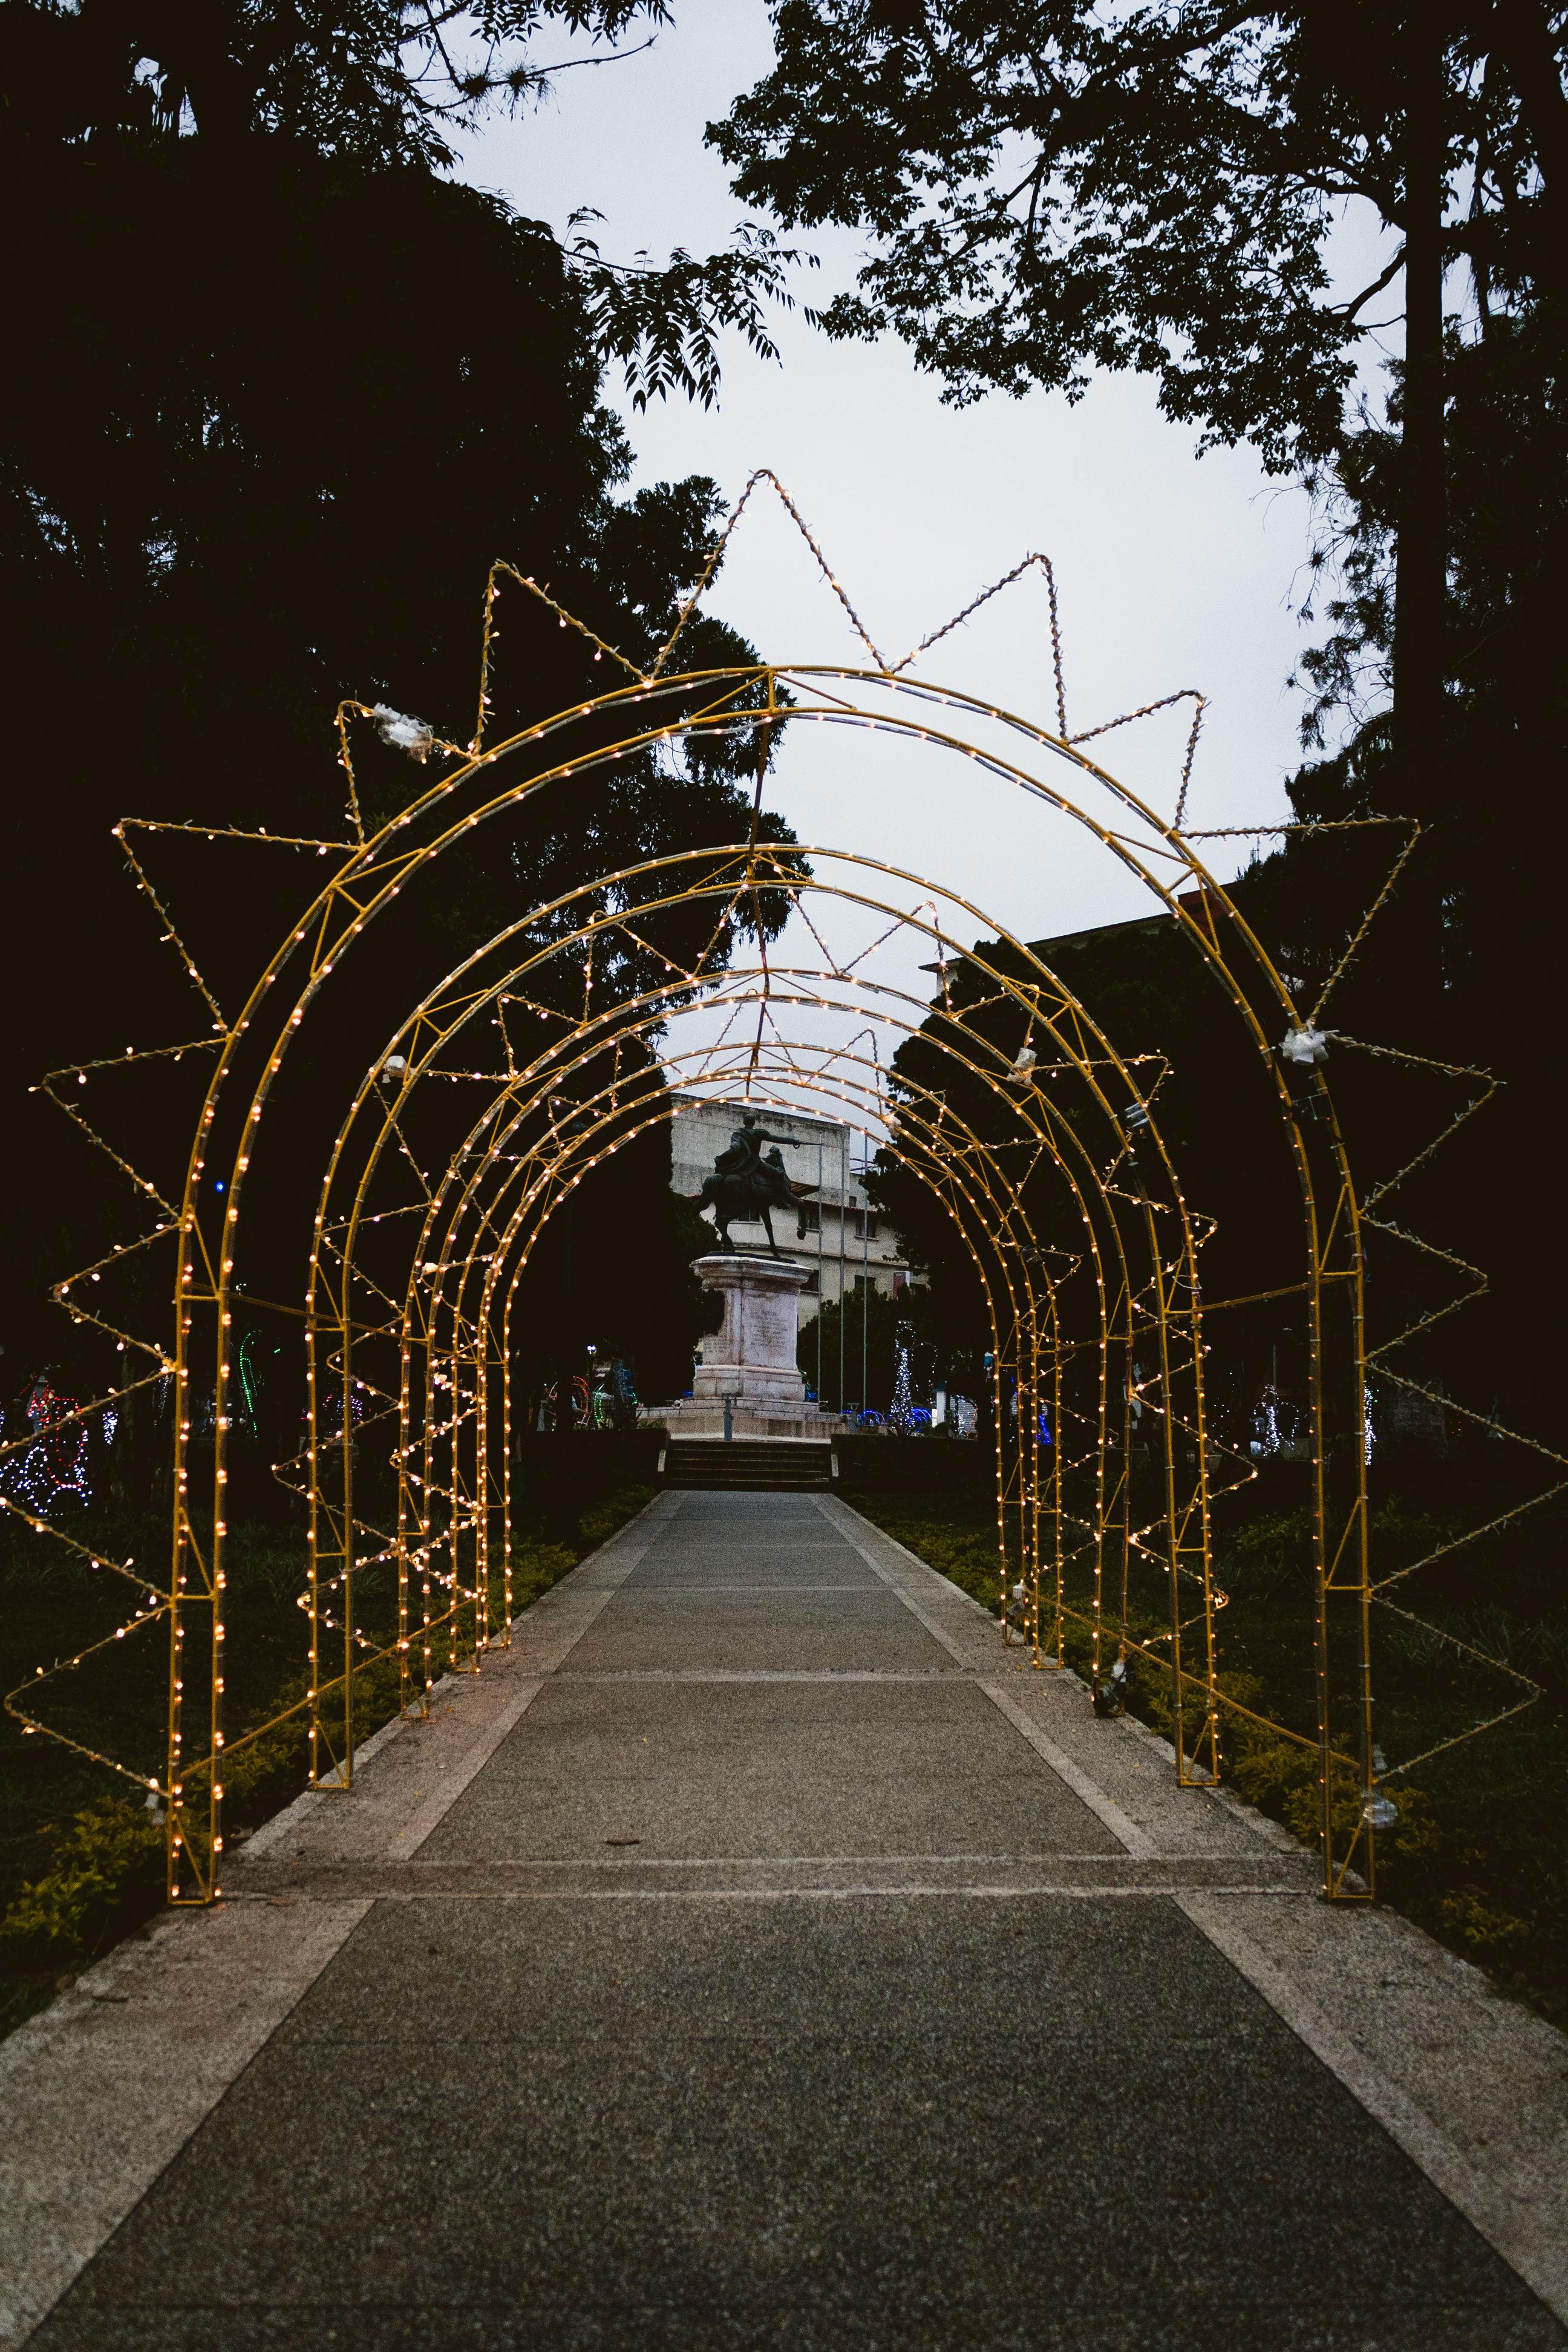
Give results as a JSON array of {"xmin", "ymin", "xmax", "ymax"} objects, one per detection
[{"xmin": 669, "ymin": 1096, "xmax": 910, "ymax": 1302}]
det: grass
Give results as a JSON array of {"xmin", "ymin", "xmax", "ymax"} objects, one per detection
[
  {"xmin": 846, "ymin": 1475, "xmax": 1568, "ymax": 2030},
  {"xmin": 0, "ymin": 1480, "xmax": 655, "ymax": 2041}
]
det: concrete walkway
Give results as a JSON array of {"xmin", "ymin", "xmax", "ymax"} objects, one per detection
[{"xmin": 4, "ymin": 1491, "xmax": 1566, "ymax": 2350}]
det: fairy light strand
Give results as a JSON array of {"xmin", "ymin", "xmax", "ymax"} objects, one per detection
[{"xmin": 17, "ymin": 491, "xmax": 1551, "ymax": 1909}]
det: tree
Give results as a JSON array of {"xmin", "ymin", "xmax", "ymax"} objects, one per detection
[
  {"xmin": 714, "ymin": 5, "xmax": 1567, "ymax": 783},
  {"xmin": 716, "ymin": 5, "xmax": 1567, "ymax": 447},
  {"xmin": 717, "ymin": 5, "xmax": 1568, "ymax": 1429},
  {"xmin": 1284, "ymin": 310, "xmax": 1567, "ymax": 1432},
  {"xmin": 863, "ymin": 890, "xmax": 1446, "ymax": 1465},
  {"xmin": 0, "ymin": 0, "xmax": 806, "ymax": 405},
  {"xmin": 0, "ymin": 0, "xmax": 802, "ymax": 1477},
  {"xmin": 798, "ymin": 1284, "xmax": 929, "ymax": 1413}
]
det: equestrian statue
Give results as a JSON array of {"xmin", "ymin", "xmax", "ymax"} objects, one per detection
[{"xmin": 695, "ymin": 1114, "xmax": 805, "ymax": 1254}]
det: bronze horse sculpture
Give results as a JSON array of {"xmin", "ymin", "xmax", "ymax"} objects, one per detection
[{"xmin": 696, "ymin": 1114, "xmax": 803, "ymax": 1253}]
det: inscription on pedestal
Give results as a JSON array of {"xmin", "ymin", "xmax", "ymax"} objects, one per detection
[{"xmin": 691, "ymin": 1252, "xmax": 811, "ymax": 1410}]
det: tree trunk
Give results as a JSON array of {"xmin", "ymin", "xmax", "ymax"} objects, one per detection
[
  {"xmin": 1393, "ymin": 16, "xmax": 1446, "ymax": 821},
  {"xmin": 1490, "ymin": 1, "xmax": 1568, "ymax": 300}
]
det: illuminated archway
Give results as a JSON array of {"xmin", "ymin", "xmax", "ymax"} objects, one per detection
[{"xmin": 11, "ymin": 490, "xmax": 1544, "ymax": 1917}]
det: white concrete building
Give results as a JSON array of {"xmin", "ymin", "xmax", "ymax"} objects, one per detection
[{"xmin": 669, "ymin": 1096, "xmax": 910, "ymax": 1303}]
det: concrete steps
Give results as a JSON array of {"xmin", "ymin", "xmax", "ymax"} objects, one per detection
[{"xmin": 661, "ymin": 1437, "xmax": 835, "ymax": 1491}]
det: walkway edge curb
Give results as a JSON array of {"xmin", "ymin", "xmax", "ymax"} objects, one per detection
[
  {"xmin": 0, "ymin": 1492, "xmax": 673, "ymax": 2350},
  {"xmin": 1180, "ymin": 1891, "xmax": 1568, "ymax": 2327},
  {"xmin": 820, "ymin": 1489, "xmax": 1568, "ymax": 2334}
]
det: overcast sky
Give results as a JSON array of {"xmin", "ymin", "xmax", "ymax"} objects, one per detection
[{"xmin": 456, "ymin": 4, "xmax": 1377, "ymax": 1127}]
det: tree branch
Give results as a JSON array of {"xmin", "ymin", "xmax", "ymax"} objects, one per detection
[{"xmin": 1330, "ymin": 249, "xmax": 1406, "ymax": 321}]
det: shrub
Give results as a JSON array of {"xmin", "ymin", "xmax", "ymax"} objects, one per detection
[
  {"xmin": 1228, "ymin": 1732, "xmax": 1316, "ymax": 1817},
  {"xmin": 1221, "ymin": 1511, "xmax": 1312, "ymax": 1599},
  {"xmin": 0, "ymin": 1480, "xmax": 664, "ymax": 2035},
  {"xmin": 509, "ymin": 1542, "xmax": 580, "ymax": 1612},
  {"xmin": 1441, "ymin": 1889, "xmax": 1531, "ymax": 1955},
  {"xmin": 577, "ymin": 1485, "xmax": 656, "ymax": 1554},
  {"xmin": 0, "ymin": 1797, "xmax": 163, "ymax": 1971},
  {"xmin": 872, "ymin": 1516, "xmax": 1004, "ymax": 1612}
]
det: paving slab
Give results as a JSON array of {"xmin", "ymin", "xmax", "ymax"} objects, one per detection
[
  {"xmin": 560, "ymin": 1586, "xmax": 956, "ymax": 1674},
  {"xmin": 27, "ymin": 1900, "xmax": 1558, "ymax": 2352},
  {"xmin": 425, "ymin": 1675, "xmax": 1123, "ymax": 1860},
  {"xmin": 3, "ymin": 1486, "xmax": 1564, "ymax": 2351}
]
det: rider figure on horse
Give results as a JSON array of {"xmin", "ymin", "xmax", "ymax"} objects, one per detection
[{"xmin": 697, "ymin": 1114, "xmax": 800, "ymax": 1253}]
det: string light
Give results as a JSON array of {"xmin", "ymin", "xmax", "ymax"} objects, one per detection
[
  {"xmin": 13, "ymin": 498, "xmax": 1555, "ymax": 1913},
  {"xmin": 1, "ymin": 1376, "xmax": 91, "ymax": 1514}
]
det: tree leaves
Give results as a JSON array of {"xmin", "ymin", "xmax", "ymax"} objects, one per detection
[
  {"xmin": 712, "ymin": 2, "xmax": 1567, "ymax": 471},
  {"xmin": 0, "ymin": 2, "xmax": 815, "ymax": 417},
  {"xmin": 569, "ymin": 218, "xmax": 817, "ymax": 410}
]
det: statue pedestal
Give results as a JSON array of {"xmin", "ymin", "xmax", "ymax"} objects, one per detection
[
  {"xmin": 691, "ymin": 1253, "xmax": 810, "ymax": 1411},
  {"xmin": 645, "ymin": 1252, "xmax": 846, "ymax": 1440}
]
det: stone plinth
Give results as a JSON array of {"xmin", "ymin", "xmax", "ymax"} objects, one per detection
[
  {"xmin": 691, "ymin": 1252, "xmax": 810, "ymax": 1410},
  {"xmin": 645, "ymin": 1406, "xmax": 843, "ymax": 1440},
  {"xmin": 642, "ymin": 1253, "xmax": 851, "ymax": 1438}
]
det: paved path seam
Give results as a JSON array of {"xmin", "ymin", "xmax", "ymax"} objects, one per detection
[
  {"xmin": 1183, "ymin": 1893, "xmax": 1568, "ymax": 2327},
  {"xmin": 0, "ymin": 1495, "xmax": 674, "ymax": 2350},
  {"xmin": 817, "ymin": 1495, "xmax": 1158, "ymax": 1856},
  {"xmin": 816, "ymin": 1492, "xmax": 1568, "ymax": 2330},
  {"xmin": 229, "ymin": 1884, "xmax": 1320, "ymax": 1905},
  {"xmin": 233, "ymin": 1852, "xmax": 1315, "ymax": 1899},
  {"xmin": 548, "ymin": 1665, "xmax": 989, "ymax": 1680},
  {"xmin": 610, "ymin": 1582, "xmax": 877, "ymax": 1592}
]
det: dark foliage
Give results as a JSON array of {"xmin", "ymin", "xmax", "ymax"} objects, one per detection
[
  {"xmin": 0, "ymin": 0, "xmax": 804, "ymax": 405},
  {"xmin": 1284, "ymin": 299, "xmax": 1568, "ymax": 1435},
  {"xmin": 864, "ymin": 856, "xmax": 1553, "ymax": 1437},
  {"xmin": 716, "ymin": 4, "xmax": 1567, "ymax": 466},
  {"xmin": 0, "ymin": 5, "xmax": 803, "ymax": 1497},
  {"xmin": 718, "ymin": 1, "xmax": 1568, "ymax": 1433}
]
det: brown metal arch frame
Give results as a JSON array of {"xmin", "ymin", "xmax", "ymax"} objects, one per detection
[
  {"xmin": 324, "ymin": 662, "xmax": 1366, "ymax": 1775},
  {"xmin": 13, "ymin": 750, "xmax": 1350, "ymax": 1898},
  {"xmin": 408, "ymin": 1050, "xmax": 1060, "ymax": 1688},
  {"xmin": 295, "ymin": 908, "xmax": 1132, "ymax": 1722},
  {"xmin": 19, "ymin": 655, "xmax": 1534, "ymax": 1918},
  {"xmin": 292, "ymin": 860, "xmax": 1255, "ymax": 1828},
  {"xmin": 319, "ymin": 976, "xmax": 1073, "ymax": 1707},
  {"xmin": 410, "ymin": 1047, "xmax": 1076, "ymax": 1722},
  {"xmin": 307, "ymin": 825, "xmax": 1228, "ymax": 1575},
  {"xmin": 425, "ymin": 1048, "xmax": 1062, "ymax": 1622},
  {"xmin": 296, "ymin": 1034, "xmax": 1046, "ymax": 1745},
  {"xmin": 293, "ymin": 843, "xmax": 1177, "ymax": 1538},
  {"xmin": 460, "ymin": 1024, "xmax": 1226, "ymax": 1756},
  {"xmin": 334, "ymin": 663, "xmax": 1525, "ymax": 1901},
  {"xmin": 390, "ymin": 1021, "xmax": 1265, "ymax": 1805},
  {"xmin": 438, "ymin": 867, "xmax": 1235, "ymax": 1768}
]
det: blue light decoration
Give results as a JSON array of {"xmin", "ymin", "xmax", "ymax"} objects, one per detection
[
  {"xmin": 1037, "ymin": 1410, "xmax": 1053, "ymax": 1446},
  {"xmin": 1, "ymin": 1375, "xmax": 93, "ymax": 1515}
]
